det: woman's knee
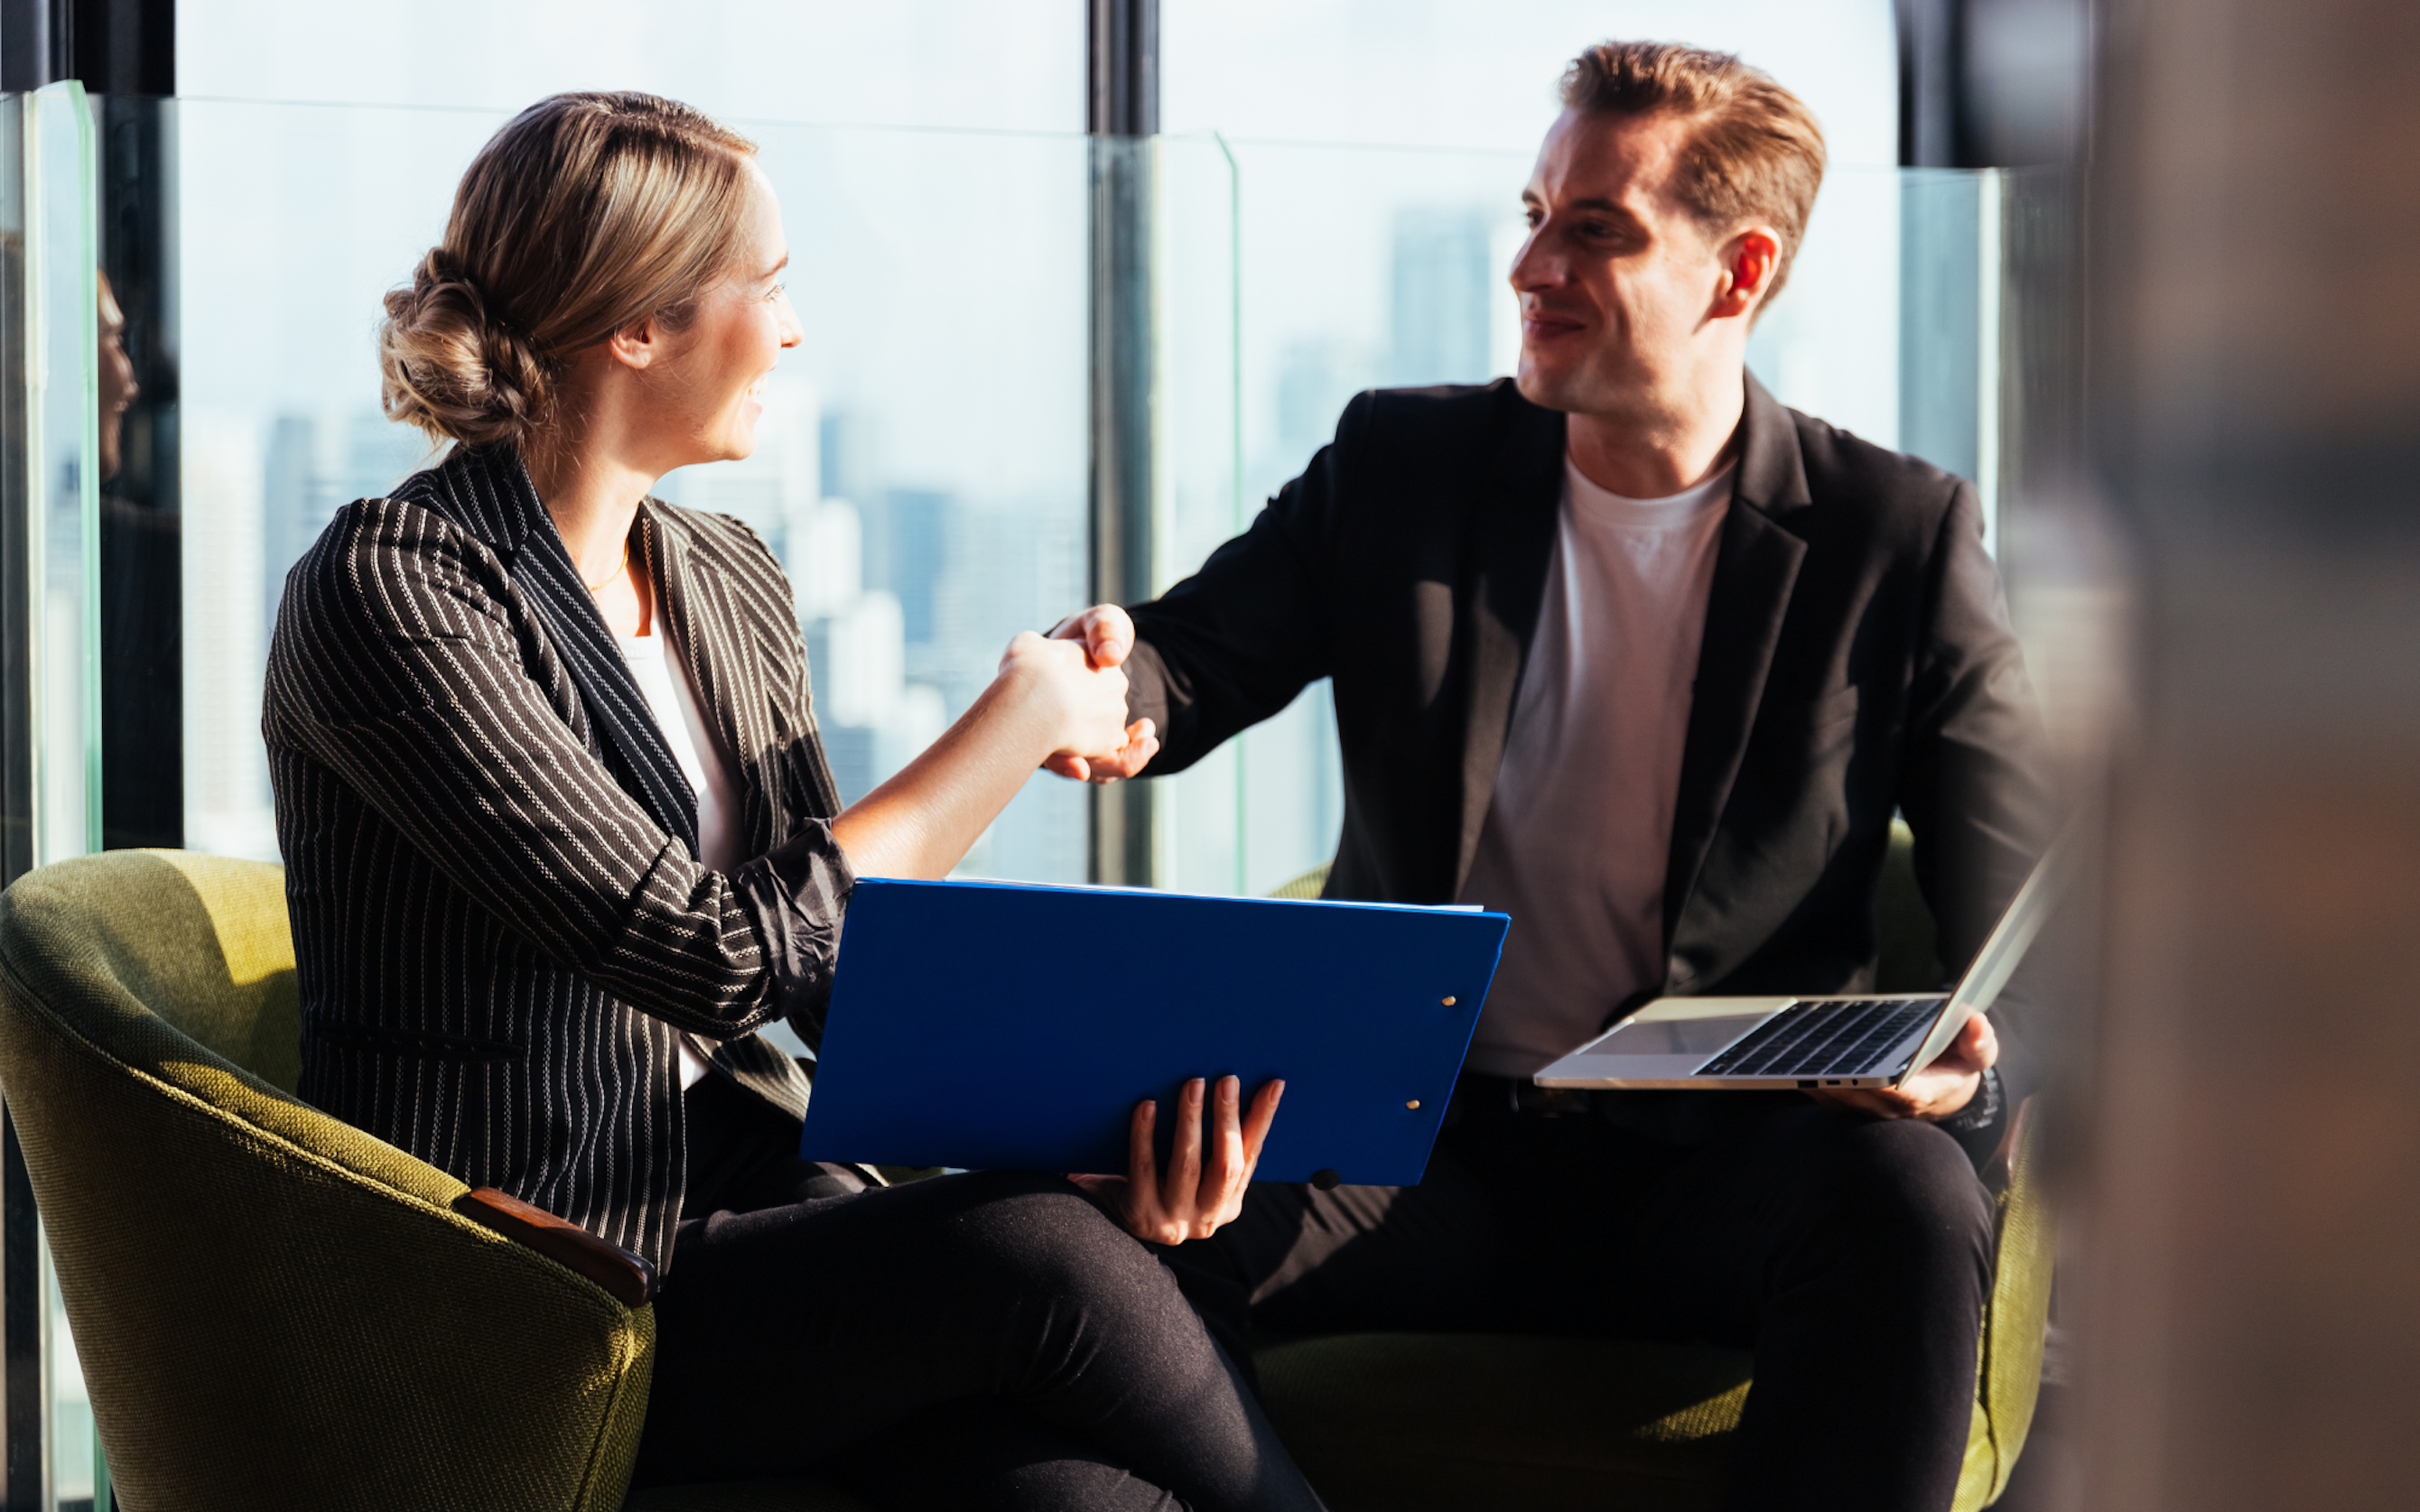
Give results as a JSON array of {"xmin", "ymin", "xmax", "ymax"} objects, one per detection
[{"xmin": 939, "ymin": 1173, "xmax": 1176, "ymax": 1313}]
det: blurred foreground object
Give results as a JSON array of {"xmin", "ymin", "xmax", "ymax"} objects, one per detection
[{"xmin": 2075, "ymin": 1, "xmax": 2420, "ymax": 1507}]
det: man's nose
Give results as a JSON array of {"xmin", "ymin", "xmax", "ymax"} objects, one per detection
[{"xmin": 1508, "ymin": 230, "xmax": 1559, "ymax": 292}]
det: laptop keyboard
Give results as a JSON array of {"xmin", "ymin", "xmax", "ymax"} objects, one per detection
[{"xmin": 1696, "ymin": 997, "xmax": 1948, "ymax": 1079}]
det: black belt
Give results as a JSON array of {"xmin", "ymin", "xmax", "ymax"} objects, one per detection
[{"xmin": 1452, "ymin": 1071, "xmax": 1599, "ymax": 1119}]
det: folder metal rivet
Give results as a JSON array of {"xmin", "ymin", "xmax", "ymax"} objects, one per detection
[
  {"xmin": 1406, "ymin": 1099, "xmax": 1420, "ymax": 1109},
  {"xmin": 1441, "ymin": 996, "xmax": 1457, "ymax": 1006}
]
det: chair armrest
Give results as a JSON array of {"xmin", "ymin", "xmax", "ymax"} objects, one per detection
[
  {"xmin": 453, "ymin": 1188, "xmax": 659, "ymax": 1305},
  {"xmin": 1979, "ymin": 1095, "xmax": 2034, "ymax": 1195}
]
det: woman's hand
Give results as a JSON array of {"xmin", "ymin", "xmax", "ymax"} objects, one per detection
[
  {"xmin": 996, "ymin": 630, "xmax": 1154, "ymax": 774},
  {"xmin": 1070, "ymin": 1075, "xmax": 1283, "ymax": 1246}
]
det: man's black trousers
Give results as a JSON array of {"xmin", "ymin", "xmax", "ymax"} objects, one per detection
[{"xmin": 1160, "ymin": 1083, "xmax": 1997, "ymax": 1512}]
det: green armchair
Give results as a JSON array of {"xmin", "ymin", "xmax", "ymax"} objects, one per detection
[{"xmin": 0, "ymin": 849, "xmax": 864, "ymax": 1512}]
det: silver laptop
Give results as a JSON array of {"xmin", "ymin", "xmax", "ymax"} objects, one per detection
[{"xmin": 1534, "ymin": 842, "xmax": 2062, "ymax": 1091}]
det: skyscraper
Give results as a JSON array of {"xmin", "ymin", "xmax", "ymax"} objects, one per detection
[
  {"xmin": 182, "ymin": 409, "xmax": 271, "ymax": 858},
  {"xmin": 879, "ymin": 487, "xmax": 952, "ymax": 655},
  {"xmin": 1389, "ymin": 205, "xmax": 1496, "ymax": 389},
  {"xmin": 672, "ymin": 374, "xmax": 820, "ymax": 561},
  {"xmin": 261, "ymin": 415, "xmax": 326, "ymax": 640}
]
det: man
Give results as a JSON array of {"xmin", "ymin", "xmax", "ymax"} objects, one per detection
[{"xmin": 1053, "ymin": 41, "xmax": 2054, "ymax": 1512}]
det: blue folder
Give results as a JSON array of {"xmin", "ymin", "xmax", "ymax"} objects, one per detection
[{"xmin": 798, "ymin": 877, "xmax": 1511, "ymax": 1186}]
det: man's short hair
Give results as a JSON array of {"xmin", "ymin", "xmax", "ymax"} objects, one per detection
[{"xmin": 1559, "ymin": 42, "xmax": 1828, "ymax": 306}]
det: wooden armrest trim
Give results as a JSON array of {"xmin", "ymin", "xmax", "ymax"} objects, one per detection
[
  {"xmin": 1980, "ymin": 1095, "xmax": 2034, "ymax": 1196},
  {"xmin": 453, "ymin": 1187, "xmax": 659, "ymax": 1306}
]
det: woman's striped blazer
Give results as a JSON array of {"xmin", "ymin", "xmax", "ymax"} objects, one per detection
[{"xmin": 265, "ymin": 443, "xmax": 855, "ymax": 1271}]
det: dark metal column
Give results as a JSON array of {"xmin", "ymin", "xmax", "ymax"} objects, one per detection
[
  {"xmin": 93, "ymin": 49, "xmax": 181, "ymax": 854},
  {"xmin": 69, "ymin": 0, "xmax": 165, "ymax": 97},
  {"xmin": 0, "ymin": 0, "xmax": 69, "ymax": 94},
  {"xmin": 1895, "ymin": 0, "xmax": 2092, "ymax": 170},
  {"xmin": 1086, "ymin": 0, "xmax": 1156, "ymax": 886},
  {"xmin": 1894, "ymin": 0, "xmax": 1991, "ymax": 543}
]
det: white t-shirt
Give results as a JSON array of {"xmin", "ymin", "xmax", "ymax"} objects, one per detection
[
  {"xmin": 620, "ymin": 628, "xmax": 746, "ymax": 1089},
  {"xmin": 1456, "ymin": 454, "xmax": 1734, "ymax": 1076}
]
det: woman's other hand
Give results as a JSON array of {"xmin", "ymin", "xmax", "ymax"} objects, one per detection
[{"xmin": 1071, "ymin": 1075, "xmax": 1283, "ymax": 1246}]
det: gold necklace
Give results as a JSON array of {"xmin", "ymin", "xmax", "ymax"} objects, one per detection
[{"xmin": 584, "ymin": 535, "xmax": 631, "ymax": 594}]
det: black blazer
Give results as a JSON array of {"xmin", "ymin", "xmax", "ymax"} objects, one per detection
[
  {"xmin": 1123, "ymin": 376, "xmax": 2058, "ymax": 1102},
  {"xmin": 265, "ymin": 444, "xmax": 853, "ymax": 1271}
]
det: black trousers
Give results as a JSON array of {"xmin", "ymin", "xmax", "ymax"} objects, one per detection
[
  {"xmin": 634, "ymin": 1074, "xmax": 1326, "ymax": 1512},
  {"xmin": 1160, "ymin": 1082, "xmax": 1997, "ymax": 1512}
]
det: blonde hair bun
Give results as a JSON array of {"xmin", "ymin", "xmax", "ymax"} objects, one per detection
[
  {"xmin": 376, "ymin": 92, "xmax": 759, "ymax": 451},
  {"xmin": 378, "ymin": 249, "xmax": 551, "ymax": 448}
]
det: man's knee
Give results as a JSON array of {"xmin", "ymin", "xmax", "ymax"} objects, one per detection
[{"xmin": 1789, "ymin": 1110, "xmax": 1995, "ymax": 1279}]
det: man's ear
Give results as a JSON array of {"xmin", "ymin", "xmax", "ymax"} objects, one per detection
[
  {"xmin": 604, "ymin": 314, "xmax": 662, "ymax": 373},
  {"xmin": 1712, "ymin": 227, "xmax": 1782, "ymax": 321}
]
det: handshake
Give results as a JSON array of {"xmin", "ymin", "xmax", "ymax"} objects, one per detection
[{"xmin": 992, "ymin": 604, "xmax": 1162, "ymax": 785}]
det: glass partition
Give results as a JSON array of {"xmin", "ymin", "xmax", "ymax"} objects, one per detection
[
  {"xmin": 27, "ymin": 83, "xmax": 99, "ymax": 870},
  {"xmin": 1150, "ymin": 131, "xmax": 1247, "ymax": 895},
  {"xmin": 0, "ymin": 78, "xmax": 109, "ymax": 1512},
  {"xmin": 172, "ymin": 102, "xmax": 1093, "ymax": 884}
]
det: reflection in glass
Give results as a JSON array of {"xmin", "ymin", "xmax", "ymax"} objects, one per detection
[{"xmin": 98, "ymin": 93, "xmax": 184, "ymax": 857}]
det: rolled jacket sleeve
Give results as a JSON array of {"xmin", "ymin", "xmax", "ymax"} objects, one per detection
[{"xmin": 731, "ymin": 819, "xmax": 855, "ymax": 1048}]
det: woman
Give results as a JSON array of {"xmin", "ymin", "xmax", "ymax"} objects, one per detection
[{"xmin": 264, "ymin": 91, "xmax": 1317, "ymax": 1511}]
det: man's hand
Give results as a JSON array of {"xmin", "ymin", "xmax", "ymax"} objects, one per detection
[
  {"xmin": 1809, "ymin": 1011, "xmax": 1997, "ymax": 1121},
  {"xmin": 1070, "ymin": 1075, "xmax": 1283, "ymax": 1246},
  {"xmin": 1043, "ymin": 718, "xmax": 1159, "ymax": 784},
  {"xmin": 1042, "ymin": 606, "xmax": 1159, "ymax": 782}
]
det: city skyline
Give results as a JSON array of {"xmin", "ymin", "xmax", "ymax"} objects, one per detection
[{"xmin": 185, "ymin": 386, "xmax": 1092, "ymax": 886}]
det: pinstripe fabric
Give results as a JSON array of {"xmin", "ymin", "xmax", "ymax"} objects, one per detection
[{"xmin": 265, "ymin": 443, "xmax": 851, "ymax": 1270}]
